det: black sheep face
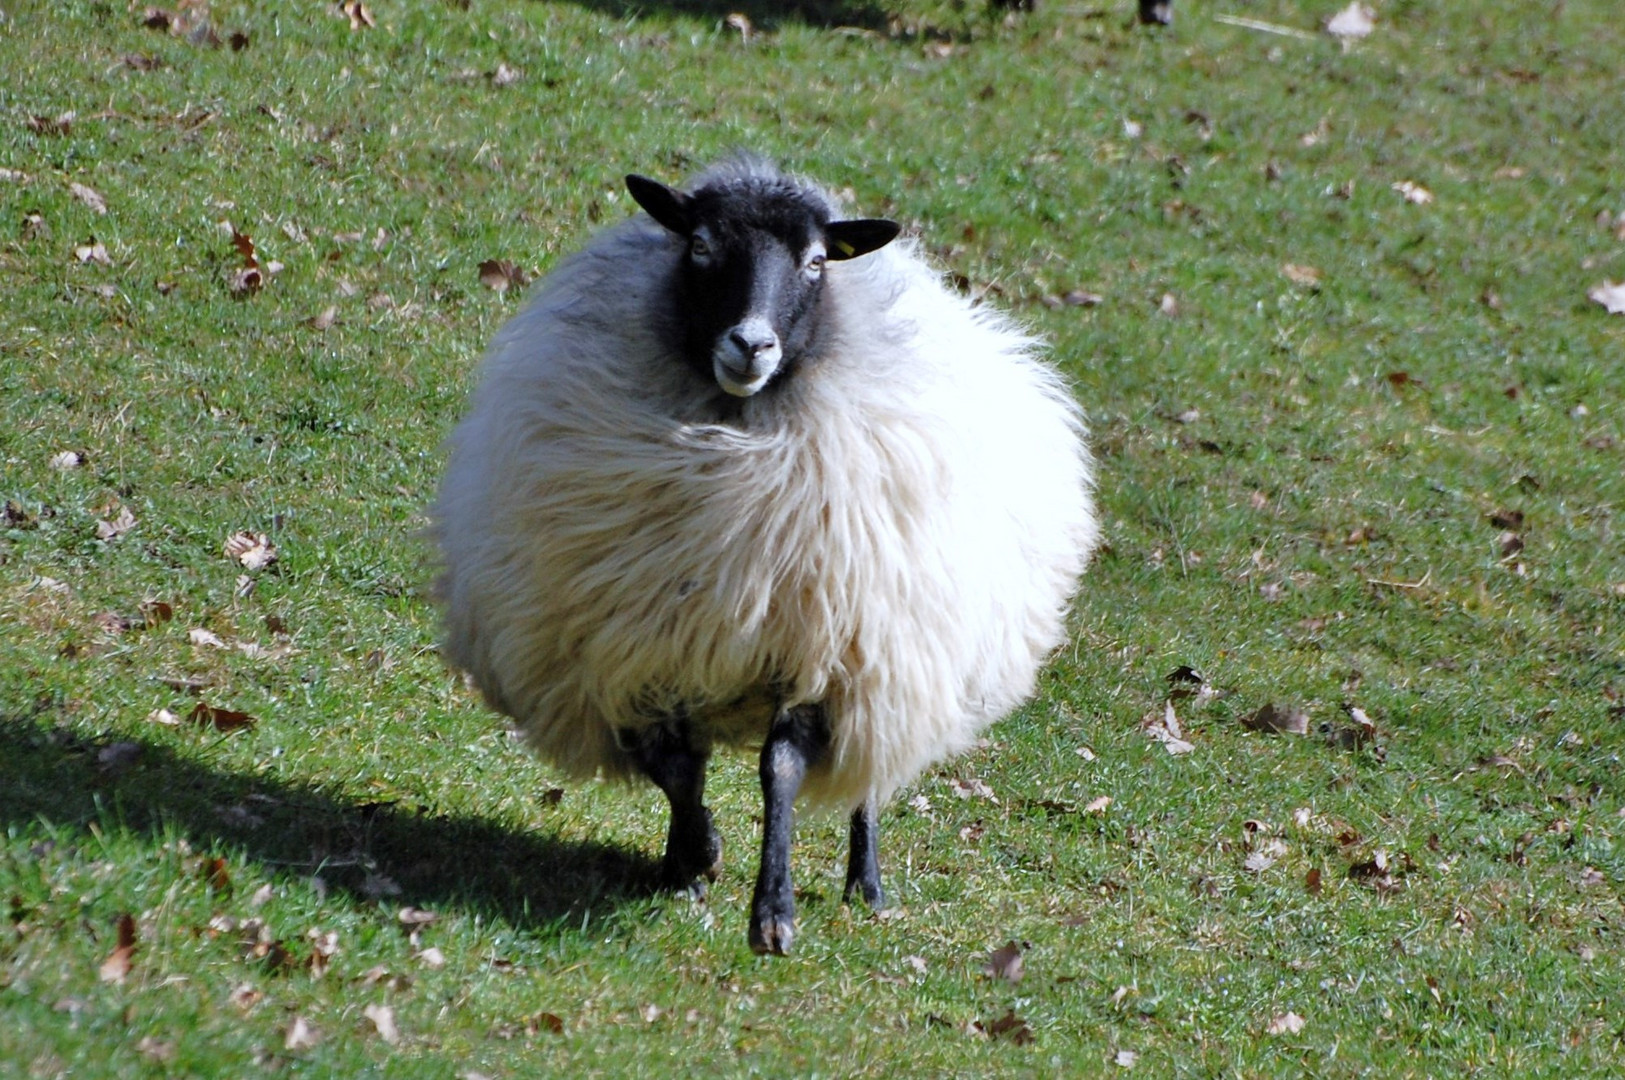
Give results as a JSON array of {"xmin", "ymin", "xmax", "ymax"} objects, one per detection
[{"xmin": 626, "ymin": 173, "xmax": 899, "ymax": 397}]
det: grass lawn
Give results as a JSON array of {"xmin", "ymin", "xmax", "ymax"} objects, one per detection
[{"xmin": 2, "ymin": 0, "xmax": 1622, "ymax": 1074}]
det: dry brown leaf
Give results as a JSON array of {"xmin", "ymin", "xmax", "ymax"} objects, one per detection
[
  {"xmin": 201, "ymin": 856, "xmax": 232, "ymax": 893},
  {"xmin": 983, "ymin": 941, "xmax": 1026, "ymax": 984},
  {"xmin": 75, "ymin": 240, "xmax": 111, "ymax": 266},
  {"xmin": 1282, "ymin": 263, "xmax": 1323, "ymax": 289},
  {"xmin": 1115, "ymin": 1049, "xmax": 1138, "ymax": 1067},
  {"xmin": 188, "ymin": 701, "xmax": 257, "ymax": 733},
  {"xmin": 284, "ymin": 1015, "xmax": 320, "ymax": 1051},
  {"xmin": 228, "ymin": 983, "xmax": 263, "ymax": 1011},
  {"xmin": 1244, "ymin": 838, "xmax": 1287, "ymax": 873},
  {"xmin": 1325, "ymin": 2, "xmax": 1374, "ymax": 42},
  {"xmin": 488, "ymin": 62, "xmax": 521, "ymax": 86},
  {"xmin": 982, "ymin": 1010, "xmax": 1034, "ymax": 1044},
  {"xmin": 948, "ymin": 777, "xmax": 998, "ymax": 802},
  {"xmin": 1083, "ymin": 795, "xmax": 1112, "ymax": 814},
  {"xmin": 137, "ymin": 1036, "xmax": 176, "ymax": 1063},
  {"xmin": 342, "ymin": 0, "xmax": 376, "ymax": 29},
  {"xmin": 1588, "ymin": 281, "xmax": 1625, "ymax": 314},
  {"xmin": 1243, "ymin": 703, "xmax": 1309, "ymax": 736},
  {"xmin": 224, "ymin": 530, "xmax": 278, "ymax": 570},
  {"xmin": 417, "ymin": 946, "xmax": 446, "ymax": 968},
  {"xmin": 478, "ymin": 258, "xmax": 528, "ymax": 292},
  {"xmin": 1144, "ymin": 702, "xmax": 1195, "ymax": 754},
  {"xmin": 1267, "ymin": 1011, "xmax": 1307, "ymax": 1035},
  {"xmin": 1392, "ymin": 180, "xmax": 1434, "ymax": 205},
  {"xmin": 308, "ymin": 305, "xmax": 338, "ymax": 331},
  {"xmin": 70, "ymin": 182, "xmax": 108, "ymax": 215},
  {"xmin": 1305, "ymin": 867, "xmax": 1323, "ymax": 895},
  {"xmin": 147, "ymin": 708, "xmax": 180, "ymax": 726},
  {"xmin": 99, "ymin": 913, "xmax": 138, "ymax": 983},
  {"xmin": 188, "ymin": 627, "xmax": 228, "ymax": 648},
  {"xmin": 1157, "ymin": 292, "xmax": 1179, "ymax": 317},
  {"xmin": 96, "ymin": 505, "xmax": 138, "ymax": 541},
  {"xmin": 28, "ymin": 113, "xmax": 75, "ymax": 137}
]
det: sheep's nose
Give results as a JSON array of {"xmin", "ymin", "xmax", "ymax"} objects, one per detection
[{"xmin": 729, "ymin": 326, "xmax": 779, "ymax": 359}]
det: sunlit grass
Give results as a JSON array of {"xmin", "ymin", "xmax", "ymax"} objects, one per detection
[{"xmin": 2, "ymin": 0, "xmax": 1622, "ymax": 1075}]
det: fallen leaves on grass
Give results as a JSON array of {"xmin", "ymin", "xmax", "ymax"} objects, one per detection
[
  {"xmin": 284, "ymin": 1016, "xmax": 320, "ymax": 1050},
  {"xmin": 1325, "ymin": 3, "xmax": 1374, "ymax": 43},
  {"xmin": 975, "ymin": 1010, "xmax": 1034, "ymax": 1044},
  {"xmin": 1115, "ymin": 1049, "xmax": 1138, "ymax": 1067},
  {"xmin": 96, "ymin": 505, "xmax": 138, "ymax": 541},
  {"xmin": 98, "ymin": 913, "xmax": 138, "ymax": 983},
  {"xmin": 74, "ymin": 239, "xmax": 111, "ymax": 266},
  {"xmin": 188, "ymin": 701, "xmax": 257, "ymax": 733},
  {"xmin": 1348, "ymin": 849, "xmax": 1408, "ymax": 893},
  {"xmin": 983, "ymin": 940, "xmax": 1026, "ymax": 984},
  {"xmin": 224, "ymin": 530, "xmax": 278, "ymax": 570},
  {"xmin": 29, "ymin": 113, "xmax": 75, "ymax": 137},
  {"xmin": 1282, "ymin": 263, "xmax": 1323, "ymax": 289},
  {"xmin": 1143, "ymin": 702, "xmax": 1194, "ymax": 754},
  {"xmin": 201, "ymin": 856, "xmax": 232, "ymax": 893},
  {"xmin": 307, "ymin": 928, "xmax": 339, "ymax": 977},
  {"xmin": 341, "ymin": 0, "xmax": 376, "ymax": 29},
  {"xmin": 1392, "ymin": 180, "xmax": 1435, "ymax": 205},
  {"xmin": 948, "ymin": 776, "xmax": 998, "ymax": 802},
  {"xmin": 1267, "ymin": 1011, "xmax": 1307, "ymax": 1035},
  {"xmin": 1322, "ymin": 705, "xmax": 1378, "ymax": 750},
  {"xmin": 306, "ymin": 304, "xmax": 338, "ymax": 331},
  {"xmin": 478, "ymin": 258, "xmax": 529, "ymax": 292},
  {"xmin": 69, "ymin": 182, "xmax": 107, "ymax": 215},
  {"xmin": 1588, "ymin": 281, "xmax": 1625, "ymax": 314},
  {"xmin": 1242, "ymin": 703, "xmax": 1309, "ymax": 736}
]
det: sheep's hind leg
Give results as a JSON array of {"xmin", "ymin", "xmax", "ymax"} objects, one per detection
[
  {"xmin": 842, "ymin": 799, "xmax": 885, "ymax": 911},
  {"xmin": 749, "ymin": 704, "xmax": 829, "ymax": 956},
  {"xmin": 627, "ymin": 719, "xmax": 722, "ymax": 896}
]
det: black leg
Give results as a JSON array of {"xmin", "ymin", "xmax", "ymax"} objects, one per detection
[
  {"xmin": 625, "ymin": 718, "xmax": 721, "ymax": 896},
  {"xmin": 842, "ymin": 799, "xmax": 885, "ymax": 911},
  {"xmin": 749, "ymin": 704, "xmax": 829, "ymax": 956}
]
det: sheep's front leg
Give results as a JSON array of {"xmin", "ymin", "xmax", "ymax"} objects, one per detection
[
  {"xmin": 749, "ymin": 704, "xmax": 829, "ymax": 956},
  {"xmin": 627, "ymin": 719, "xmax": 722, "ymax": 896},
  {"xmin": 842, "ymin": 799, "xmax": 885, "ymax": 911}
]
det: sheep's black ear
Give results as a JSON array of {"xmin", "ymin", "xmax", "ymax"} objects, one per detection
[
  {"xmin": 825, "ymin": 219, "xmax": 900, "ymax": 261},
  {"xmin": 625, "ymin": 174, "xmax": 694, "ymax": 236}
]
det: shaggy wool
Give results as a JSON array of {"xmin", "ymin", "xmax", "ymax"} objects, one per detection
[{"xmin": 434, "ymin": 161, "xmax": 1098, "ymax": 810}]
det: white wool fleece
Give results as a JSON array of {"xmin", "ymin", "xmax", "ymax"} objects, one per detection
[{"xmin": 434, "ymin": 196, "xmax": 1098, "ymax": 812}]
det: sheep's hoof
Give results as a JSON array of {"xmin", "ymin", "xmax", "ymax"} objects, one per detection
[
  {"xmin": 748, "ymin": 909, "xmax": 796, "ymax": 956},
  {"xmin": 659, "ymin": 840, "xmax": 722, "ymax": 897},
  {"xmin": 842, "ymin": 875, "xmax": 885, "ymax": 913}
]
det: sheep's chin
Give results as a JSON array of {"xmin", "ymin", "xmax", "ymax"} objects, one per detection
[{"xmin": 714, "ymin": 360, "xmax": 773, "ymax": 398}]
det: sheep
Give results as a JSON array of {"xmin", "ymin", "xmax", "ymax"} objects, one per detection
[{"xmin": 433, "ymin": 155, "xmax": 1098, "ymax": 955}]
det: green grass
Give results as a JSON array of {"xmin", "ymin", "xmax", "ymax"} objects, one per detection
[{"xmin": 3, "ymin": 0, "xmax": 1623, "ymax": 1074}]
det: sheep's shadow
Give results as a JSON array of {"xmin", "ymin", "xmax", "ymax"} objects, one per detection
[
  {"xmin": 548, "ymin": 0, "xmax": 893, "ymax": 32},
  {"xmin": 0, "ymin": 713, "xmax": 658, "ymax": 932}
]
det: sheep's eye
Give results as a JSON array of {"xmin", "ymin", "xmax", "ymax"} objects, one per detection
[
  {"xmin": 805, "ymin": 253, "xmax": 827, "ymax": 275},
  {"xmin": 689, "ymin": 237, "xmax": 711, "ymax": 261}
]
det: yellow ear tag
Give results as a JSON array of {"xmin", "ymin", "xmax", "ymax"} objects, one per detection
[{"xmin": 835, "ymin": 240, "xmax": 855, "ymax": 256}]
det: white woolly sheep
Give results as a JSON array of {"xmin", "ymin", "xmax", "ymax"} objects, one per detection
[{"xmin": 433, "ymin": 155, "xmax": 1098, "ymax": 954}]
